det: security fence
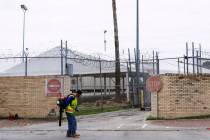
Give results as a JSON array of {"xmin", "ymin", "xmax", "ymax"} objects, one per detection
[{"xmin": 1, "ymin": 45, "xmax": 210, "ymax": 110}]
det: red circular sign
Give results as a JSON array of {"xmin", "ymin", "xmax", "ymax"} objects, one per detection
[
  {"xmin": 146, "ymin": 76, "xmax": 161, "ymax": 93},
  {"xmin": 47, "ymin": 79, "xmax": 61, "ymax": 92}
]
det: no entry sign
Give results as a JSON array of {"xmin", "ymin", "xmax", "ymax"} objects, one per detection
[
  {"xmin": 146, "ymin": 76, "xmax": 161, "ymax": 93},
  {"xmin": 46, "ymin": 78, "xmax": 63, "ymax": 97}
]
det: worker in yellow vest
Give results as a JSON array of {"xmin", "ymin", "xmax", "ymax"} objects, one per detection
[{"xmin": 64, "ymin": 90, "xmax": 82, "ymax": 138}]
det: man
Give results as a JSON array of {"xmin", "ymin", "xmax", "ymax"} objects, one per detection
[{"xmin": 64, "ymin": 90, "xmax": 82, "ymax": 138}]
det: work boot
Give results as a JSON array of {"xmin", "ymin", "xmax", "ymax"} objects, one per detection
[
  {"xmin": 72, "ymin": 133, "xmax": 80, "ymax": 138},
  {"xmin": 66, "ymin": 131, "xmax": 72, "ymax": 137}
]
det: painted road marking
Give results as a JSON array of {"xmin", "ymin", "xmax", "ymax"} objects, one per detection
[
  {"xmin": 117, "ymin": 124, "xmax": 124, "ymax": 129},
  {"xmin": 142, "ymin": 124, "xmax": 148, "ymax": 128}
]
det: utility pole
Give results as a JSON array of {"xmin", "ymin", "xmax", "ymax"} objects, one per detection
[
  {"xmin": 135, "ymin": 0, "xmax": 140, "ymax": 107},
  {"xmin": 112, "ymin": 0, "xmax": 121, "ymax": 101}
]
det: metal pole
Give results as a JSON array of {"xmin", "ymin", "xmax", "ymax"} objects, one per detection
[
  {"xmin": 24, "ymin": 48, "xmax": 28, "ymax": 76},
  {"xmin": 184, "ymin": 55, "xmax": 186, "ymax": 74},
  {"xmin": 153, "ymin": 50, "xmax": 155, "ymax": 74},
  {"xmin": 99, "ymin": 57, "xmax": 103, "ymax": 111},
  {"xmin": 65, "ymin": 41, "xmax": 68, "ymax": 75},
  {"xmin": 25, "ymin": 53, "xmax": 27, "ymax": 76},
  {"xmin": 192, "ymin": 42, "xmax": 195, "ymax": 74},
  {"xmin": 61, "ymin": 40, "xmax": 63, "ymax": 75},
  {"xmin": 142, "ymin": 55, "xmax": 144, "ymax": 73},
  {"xmin": 126, "ymin": 61, "xmax": 130, "ymax": 87},
  {"xmin": 122, "ymin": 77, "xmax": 125, "ymax": 95},
  {"xmin": 196, "ymin": 51, "xmax": 199, "ymax": 74},
  {"xmin": 128, "ymin": 48, "xmax": 131, "ymax": 72},
  {"xmin": 126, "ymin": 65, "xmax": 130, "ymax": 102},
  {"xmin": 156, "ymin": 52, "xmax": 159, "ymax": 74},
  {"xmin": 199, "ymin": 43, "xmax": 202, "ymax": 73},
  {"xmin": 178, "ymin": 58, "xmax": 180, "ymax": 74},
  {"xmin": 135, "ymin": 0, "xmax": 140, "ymax": 108},
  {"xmin": 93, "ymin": 77, "xmax": 96, "ymax": 96},
  {"xmin": 76, "ymin": 77, "xmax": 79, "ymax": 90},
  {"xmin": 104, "ymin": 30, "xmax": 107, "ymax": 52},
  {"xmin": 22, "ymin": 11, "xmax": 26, "ymax": 63},
  {"xmin": 186, "ymin": 42, "xmax": 189, "ymax": 74},
  {"xmin": 134, "ymin": 48, "xmax": 136, "ymax": 68},
  {"xmin": 109, "ymin": 78, "xmax": 111, "ymax": 95},
  {"xmin": 104, "ymin": 75, "xmax": 107, "ymax": 95}
]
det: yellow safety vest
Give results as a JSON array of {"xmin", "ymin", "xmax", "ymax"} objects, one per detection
[{"xmin": 65, "ymin": 95, "xmax": 77, "ymax": 114}]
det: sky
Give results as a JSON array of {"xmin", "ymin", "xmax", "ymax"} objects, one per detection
[{"xmin": 0, "ymin": 0, "xmax": 210, "ymax": 60}]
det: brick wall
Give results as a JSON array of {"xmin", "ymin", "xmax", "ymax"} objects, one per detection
[
  {"xmin": 0, "ymin": 75, "xmax": 70, "ymax": 118},
  {"xmin": 151, "ymin": 74, "xmax": 210, "ymax": 119}
]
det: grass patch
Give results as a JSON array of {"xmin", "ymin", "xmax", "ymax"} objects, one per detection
[
  {"xmin": 75, "ymin": 102, "xmax": 129, "ymax": 116},
  {"xmin": 176, "ymin": 114, "xmax": 210, "ymax": 120},
  {"xmin": 146, "ymin": 114, "xmax": 210, "ymax": 120},
  {"xmin": 146, "ymin": 115, "xmax": 165, "ymax": 120}
]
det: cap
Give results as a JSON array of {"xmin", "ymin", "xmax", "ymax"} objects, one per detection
[{"xmin": 76, "ymin": 90, "xmax": 82, "ymax": 95}]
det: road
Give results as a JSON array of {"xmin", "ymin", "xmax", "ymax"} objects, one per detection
[{"xmin": 1, "ymin": 109, "xmax": 210, "ymax": 140}]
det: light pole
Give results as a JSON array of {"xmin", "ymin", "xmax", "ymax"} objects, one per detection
[
  {"xmin": 104, "ymin": 30, "xmax": 107, "ymax": 52},
  {"xmin": 20, "ymin": 4, "xmax": 28, "ymax": 63},
  {"xmin": 25, "ymin": 48, "xmax": 29, "ymax": 76},
  {"xmin": 135, "ymin": 0, "xmax": 141, "ymax": 107}
]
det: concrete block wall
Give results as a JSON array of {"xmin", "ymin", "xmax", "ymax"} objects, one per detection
[
  {"xmin": 0, "ymin": 75, "xmax": 70, "ymax": 118},
  {"xmin": 151, "ymin": 74, "xmax": 210, "ymax": 119}
]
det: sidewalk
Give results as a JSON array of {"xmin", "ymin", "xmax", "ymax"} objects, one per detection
[
  {"xmin": 148, "ymin": 119, "xmax": 210, "ymax": 130},
  {"xmin": 1, "ymin": 109, "xmax": 210, "ymax": 131}
]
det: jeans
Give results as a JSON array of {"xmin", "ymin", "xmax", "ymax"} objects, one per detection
[{"xmin": 66, "ymin": 113, "xmax": 77, "ymax": 135}]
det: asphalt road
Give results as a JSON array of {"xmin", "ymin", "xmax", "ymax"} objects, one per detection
[{"xmin": 1, "ymin": 109, "xmax": 210, "ymax": 140}]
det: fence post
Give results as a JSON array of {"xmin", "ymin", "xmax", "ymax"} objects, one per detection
[
  {"xmin": 186, "ymin": 42, "xmax": 189, "ymax": 74},
  {"xmin": 184, "ymin": 55, "xmax": 186, "ymax": 74},
  {"xmin": 192, "ymin": 42, "xmax": 195, "ymax": 74},
  {"xmin": 178, "ymin": 58, "xmax": 180, "ymax": 74},
  {"xmin": 199, "ymin": 44, "xmax": 202, "ymax": 73},
  {"xmin": 153, "ymin": 50, "xmax": 155, "ymax": 74},
  {"xmin": 142, "ymin": 55, "xmax": 144, "ymax": 73},
  {"xmin": 104, "ymin": 75, "xmax": 107, "ymax": 95},
  {"xmin": 65, "ymin": 41, "xmax": 68, "ymax": 75},
  {"xmin": 25, "ymin": 55, "xmax": 27, "ymax": 76},
  {"xmin": 99, "ymin": 57, "xmax": 103, "ymax": 111},
  {"xmin": 93, "ymin": 77, "xmax": 96, "ymax": 96},
  {"xmin": 60, "ymin": 40, "xmax": 63, "ymax": 75},
  {"xmin": 156, "ymin": 52, "xmax": 159, "ymax": 75},
  {"xmin": 196, "ymin": 51, "xmax": 199, "ymax": 74}
]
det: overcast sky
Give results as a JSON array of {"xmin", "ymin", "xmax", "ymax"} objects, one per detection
[{"xmin": 0, "ymin": 0, "xmax": 210, "ymax": 59}]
